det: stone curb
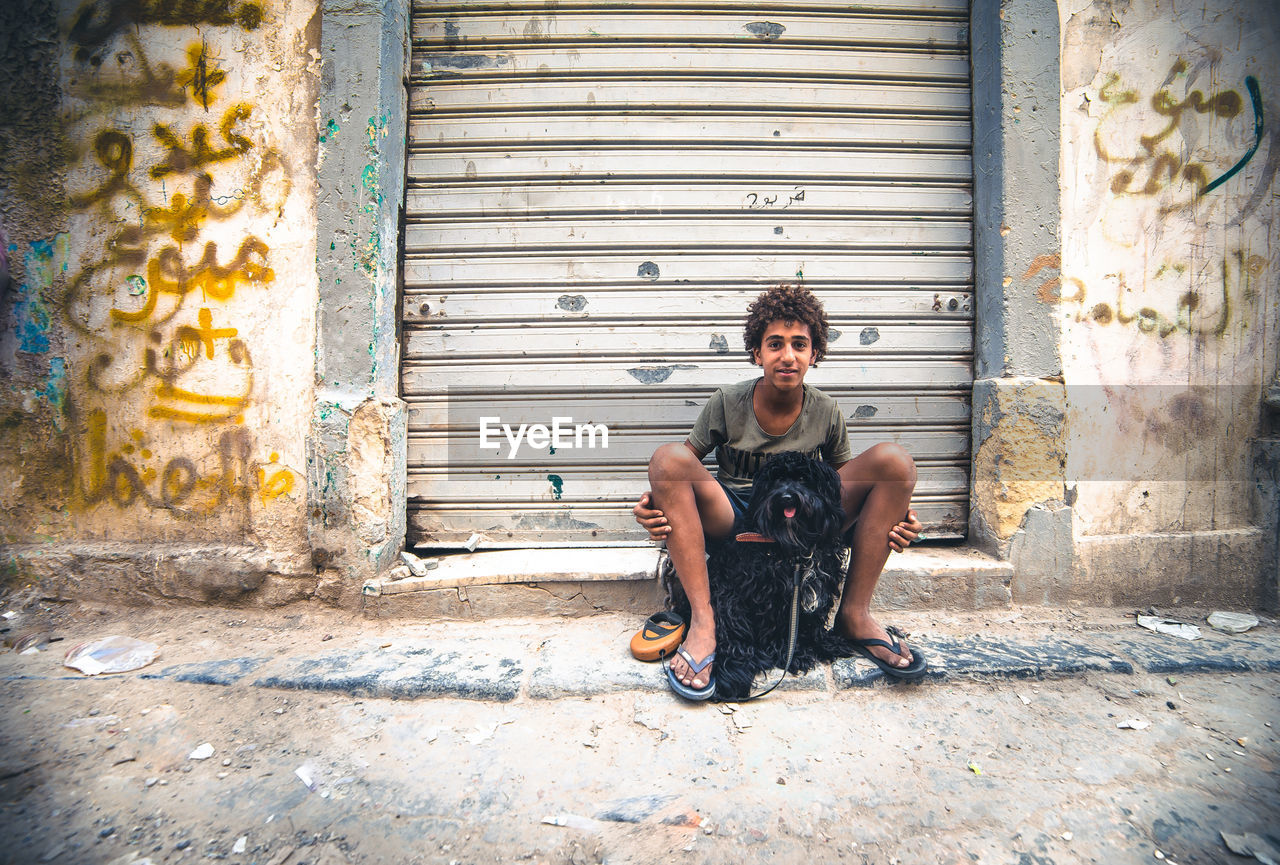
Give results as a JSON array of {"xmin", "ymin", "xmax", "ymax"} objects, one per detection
[{"xmin": 8, "ymin": 626, "xmax": 1277, "ymax": 699}]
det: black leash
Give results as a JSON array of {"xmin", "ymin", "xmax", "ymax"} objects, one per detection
[{"xmin": 740, "ymin": 551, "xmax": 811, "ymax": 702}]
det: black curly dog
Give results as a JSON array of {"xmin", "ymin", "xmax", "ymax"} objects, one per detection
[{"xmin": 664, "ymin": 451, "xmax": 854, "ymax": 700}]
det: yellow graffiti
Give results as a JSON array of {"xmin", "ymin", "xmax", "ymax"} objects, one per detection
[
  {"xmin": 174, "ymin": 41, "xmax": 227, "ymax": 109},
  {"xmin": 65, "ymin": 16, "xmax": 295, "ymax": 515},
  {"xmin": 68, "ymin": 130, "xmax": 147, "ymax": 215},
  {"xmin": 257, "ymin": 452, "xmax": 294, "ymax": 504},
  {"xmin": 1094, "ymin": 61, "xmax": 1255, "ymax": 213},
  {"xmin": 1043, "ymin": 251, "xmax": 1262, "ymax": 340},
  {"xmin": 151, "ymin": 104, "xmax": 252, "ymax": 179},
  {"xmin": 111, "ymin": 238, "xmax": 272, "ymax": 322}
]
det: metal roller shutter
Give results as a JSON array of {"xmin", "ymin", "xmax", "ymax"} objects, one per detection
[{"xmin": 403, "ymin": 0, "xmax": 973, "ymax": 548}]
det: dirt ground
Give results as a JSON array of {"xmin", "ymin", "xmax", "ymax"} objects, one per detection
[{"xmin": 0, "ymin": 598, "xmax": 1276, "ymax": 865}]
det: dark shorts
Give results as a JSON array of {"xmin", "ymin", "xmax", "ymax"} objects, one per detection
[{"xmin": 717, "ymin": 479, "xmax": 751, "ymax": 533}]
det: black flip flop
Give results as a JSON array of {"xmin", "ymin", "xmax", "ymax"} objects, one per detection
[{"xmin": 849, "ymin": 626, "xmax": 928, "ymax": 681}]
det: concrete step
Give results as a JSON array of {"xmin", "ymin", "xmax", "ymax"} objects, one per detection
[{"xmin": 359, "ymin": 545, "xmax": 1014, "ymax": 619}]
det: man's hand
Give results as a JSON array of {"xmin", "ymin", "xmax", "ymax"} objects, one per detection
[
  {"xmin": 888, "ymin": 509, "xmax": 922, "ymax": 552},
  {"xmin": 633, "ymin": 491, "xmax": 672, "ymax": 541}
]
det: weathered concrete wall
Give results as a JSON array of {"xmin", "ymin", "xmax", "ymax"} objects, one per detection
[
  {"xmin": 1057, "ymin": 0, "xmax": 1279, "ymax": 605},
  {"xmin": 1, "ymin": 0, "xmax": 326, "ymax": 602}
]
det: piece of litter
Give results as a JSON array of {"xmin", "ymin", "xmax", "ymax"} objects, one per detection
[
  {"xmin": 400, "ymin": 551, "xmax": 438, "ymax": 576},
  {"xmin": 189, "ymin": 743, "xmax": 215, "ymax": 760},
  {"xmin": 541, "ymin": 814, "xmax": 603, "ymax": 833},
  {"xmin": 1017, "ymin": 693, "xmax": 1031, "ymax": 706},
  {"xmin": 1205, "ymin": 753, "xmax": 1215, "ymax": 761},
  {"xmin": 463, "ymin": 532, "xmax": 483, "ymax": 551},
  {"xmin": 232, "ymin": 837, "xmax": 247, "ymax": 854},
  {"xmin": 295, "ymin": 765, "xmax": 316, "ymax": 791},
  {"xmin": 1061, "ymin": 832, "xmax": 1073, "ymax": 841},
  {"xmin": 967, "ymin": 762, "xmax": 982, "ymax": 775},
  {"xmin": 466, "ymin": 722, "xmax": 499, "ymax": 745},
  {"xmin": 1207, "ymin": 611, "xmax": 1259, "ymax": 634},
  {"xmin": 1221, "ymin": 831, "xmax": 1280, "ymax": 865},
  {"xmin": 64, "ymin": 635, "xmax": 159, "ymax": 675},
  {"xmin": 1117, "ymin": 719, "xmax": 1150, "ymax": 730},
  {"xmin": 1237, "ymin": 737, "xmax": 1249, "ymax": 747},
  {"xmin": 1, "ymin": 611, "xmax": 15, "ymax": 620},
  {"xmin": 1154, "ymin": 851, "xmax": 1165, "ymax": 860},
  {"xmin": 1136, "ymin": 616, "xmax": 1201, "ymax": 641},
  {"xmin": 20, "ymin": 646, "xmax": 38, "ymax": 656}
]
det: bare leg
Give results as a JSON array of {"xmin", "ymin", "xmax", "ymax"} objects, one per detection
[
  {"xmin": 834, "ymin": 443, "xmax": 918, "ymax": 667},
  {"xmin": 647, "ymin": 443, "xmax": 736, "ymax": 689}
]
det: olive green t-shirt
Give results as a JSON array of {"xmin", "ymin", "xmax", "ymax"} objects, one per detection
[{"xmin": 687, "ymin": 378, "xmax": 853, "ymax": 493}]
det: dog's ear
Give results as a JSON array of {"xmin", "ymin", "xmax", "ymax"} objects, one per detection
[{"xmin": 792, "ymin": 454, "xmax": 839, "ymax": 503}]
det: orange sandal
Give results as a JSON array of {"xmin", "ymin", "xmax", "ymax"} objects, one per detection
[{"xmin": 629, "ymin": 611, "xmax": 687, "ymax": 661}]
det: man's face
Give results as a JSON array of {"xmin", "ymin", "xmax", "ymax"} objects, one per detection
[{"xmin": 752, "ymin": 320, "xmax": 813, "ymax": 391}]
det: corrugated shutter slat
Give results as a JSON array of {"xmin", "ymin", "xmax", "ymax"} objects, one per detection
[{"xmin": 404, "ymin": 1, "xmax": 973, "ymax": 546}]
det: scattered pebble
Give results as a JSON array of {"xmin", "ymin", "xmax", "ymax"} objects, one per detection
[
  {"xmin": 189, "ymin": 743, "xmax": 214, "ymax": 760},
  {"xmin": 1062, "ymin": 831, "xmax": 1073, "ymax": 841},
  {"xmin": 144, "ymin": 778, "xmax": 157, "ymax": 788},
  {"xmin": 175, "ymin": 840, "xmax": 191, "ymax": 850},
  {"xmin": 232, "ymin": 837, "xmax": 247, "ymax": 854},
  {"xmin": 98, "ymin": 826, "xmax": 114, "ymax": 838}
]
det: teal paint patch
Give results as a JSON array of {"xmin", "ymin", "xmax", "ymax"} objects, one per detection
[
  {"xmin": 548, "ymin": 474, "xmax": 564, "ymax": 500},
  {"xmin": 319, "ymin": 117, "xmax": 340, "ymax": 143},
  {"xmin": 35, "ymin": 357, "xmax": 68, "ymax": 430},
  {"xmin": 13, "ymin": 237, "xmax": 69, "ymax": 354},
  {"xmin": 1201, "ymin": 76, "xmax": 1264, "ymax": 197},
  {"xmin": 126, "ymin": 274, "xmax": 147, "ymax": 295}
]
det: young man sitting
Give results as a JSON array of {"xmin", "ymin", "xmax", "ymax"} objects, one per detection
[{"xmin": 633, "ymin": 284, "xmax": 925, "ymax": 699}]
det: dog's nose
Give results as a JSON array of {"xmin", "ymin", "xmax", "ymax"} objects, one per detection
[{"xmin": 779, "ymin": 493, "xmax": 796, "ymax": 509}]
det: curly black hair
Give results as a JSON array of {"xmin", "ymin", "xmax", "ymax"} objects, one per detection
[{"xmin": 742, "ymin": 284, "xmax": 829, "ymax": 365}]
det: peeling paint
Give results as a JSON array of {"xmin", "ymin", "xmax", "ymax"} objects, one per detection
[
  {"xmin": 35, "ymin": 357, "xmax": 68, "ymax": 430},
  {"xmin": 972, "ymin": 380, "xmax": 1066, "ymax": 540},
  {"xmin": 556, "ymin": 294, "xmax": 587, "ymax": 312},
  {"xmin": 627, "ymin": 364, "xmax": 696, "ymax": 384},
  {"xmin": 744, "ymin": 22, "xmax": 785, "ymax": 40},
  {"xmin": 547, "ymin": 473, "xmax": 563, "ymax": 500}
]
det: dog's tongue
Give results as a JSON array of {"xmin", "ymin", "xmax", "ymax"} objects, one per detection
[{"xmin": 783, "ymin": 505, "xmax": 797, "ymax": 519}]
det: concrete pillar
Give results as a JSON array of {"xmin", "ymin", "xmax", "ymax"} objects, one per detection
[
  {"xmin": 969, "ymin": 0, "xmax": 1076, "ymax": 596},
  {"xmin": 310, "ymin": 0, "xmax": 410, "ymax": 594}
]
